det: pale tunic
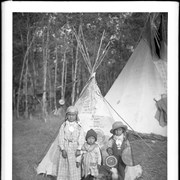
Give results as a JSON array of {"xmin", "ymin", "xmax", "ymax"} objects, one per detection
[
  {"xmin": 57, "ymin": 121, "xmax": 85, "ymax": 180},
  {"xmin": 108, "ymin": 134, "xmax": 125, "ymax": 150},
  {"xmin": 80, "ymin": 142, "xmax": 102, "ymax": 178}
]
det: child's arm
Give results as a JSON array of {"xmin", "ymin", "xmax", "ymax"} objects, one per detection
[
  {"xmin": 76, "ymin": 154, "xmax": 82, "ymax": 163},
  {"xmin": 58, "ymin": 122, "xmax": 67, "ymax": 158},
  {"xmin": 76, "ymin": 127, "xmax": 85, "ymax": 157},
  {"xmin": 58, "ymin": 122, "xmax": 65, "ymax": 151},
  {"xmin": 96, "ymin": 146, "xmax": 102, "ymax": 165},
  {"xmin": 77, "ymin": 126, "xmax": 85, "ymax": 150},
  {"xmin": 76, "ymin": 155, "xmax": 81, "ymax": 168},
  {"xmin": 106, "ymin": 138, "xmax": 114, "ymax": 155}
]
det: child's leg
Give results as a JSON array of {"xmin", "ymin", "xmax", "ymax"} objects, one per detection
[
  {"xmin": 117, "ymin": 157, "xmax": 126, "ymax": 180},
  {"xmin": 82, "ymin": 174, "xmax": 94, "ymax": 180}
]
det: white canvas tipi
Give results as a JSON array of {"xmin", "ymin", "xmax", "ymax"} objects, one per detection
[
  {"xmin": 36, "ymin": 29, "xmax": 115, "ymax": 176},
  {"xmin": 105, "ymin": 35, "xmax": 167, "ymax": 136},
  {"xmin": 75, "ymin": 73, "xmax": 114, "ymax": 145}
]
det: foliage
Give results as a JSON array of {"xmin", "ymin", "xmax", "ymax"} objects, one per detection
[{"xmin": 13, "ymin": 12, "xmax": 167, "ymax": 117}]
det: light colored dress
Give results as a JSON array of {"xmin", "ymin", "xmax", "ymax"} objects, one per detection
[
  {"xmin": 57, "ymin": 121, "xmax": 85, "ymax": 180},
  {"xmin": 80, "ymin": 142, "xmax": 102, "ymax": 178}
]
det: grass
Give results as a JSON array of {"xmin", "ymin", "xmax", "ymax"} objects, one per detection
[
  {"xmin": 13, "ymin": 114, "xmax": 167, "ymax": 180},
  {"xmin": 13, "ymin": 114, "xmax": 64, "ymax": 180}
]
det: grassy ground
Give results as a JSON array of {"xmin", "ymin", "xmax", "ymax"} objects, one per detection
[
  {"xmin": 13, "ymin": 115, "xmax": 167, "ymax": 180},
  {"xmin": 13, "ymin": 114, "xmax": 64, "ymax": 180}
]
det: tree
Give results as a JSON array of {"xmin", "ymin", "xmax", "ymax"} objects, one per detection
[{"xmin": 13, "ymin": 12, "xmax": 167, "ymax": 118}]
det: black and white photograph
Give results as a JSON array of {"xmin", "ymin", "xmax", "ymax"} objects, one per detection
[{"xmin": 2, "ymin": 2, "xmax": 178, "ymax": 180}]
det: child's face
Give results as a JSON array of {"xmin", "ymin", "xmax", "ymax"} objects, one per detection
[
  {"xmin": 87, "ymin": 136, "xmax": 96, "ymax": 145},
  {"xmin": 67, "ymin": 113, "xmax": 76, "ymax": 122},
  {"xmin": 114, "ymin": 128, "xmax": 124, "ymax": 136}
]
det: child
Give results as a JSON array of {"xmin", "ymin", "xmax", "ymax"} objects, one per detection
[
  {"xmin": 106, "ymin": 121, "xmax": 130, "ymax": 180},
  {"xmin": 79, "ymin": 129, "xmax": 102, "ymax": 180},
  {"xmin": 57, "ymin": 106, "xmax": 85, "ymax": 180}
]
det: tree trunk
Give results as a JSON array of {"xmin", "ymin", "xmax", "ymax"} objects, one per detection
[
  {"xmin": 32, "ymin": 40, "xmax": 36, "ymax": 95},
  {"xmin": 64, "ymin": 51, "xmax": 67, "ymax": 102},
  {"xmin": 25, "ymin": 58, "xmax": 29, "ymax": 118},
  {"xmin": 42, "ymin": 24, "xmax": 49, "ymax": 122},
  {"xmin": 48, "ymin": 54, "xmax": 52, "ymax": 112},
  {"xmin": 13, "ymin": 89, "xmax": 16, "ymax": 114},
  {"xmin": 16, "ymin": 34, "xmax": 35, "ymax": 118},
  {"xmin": 71, "ymin": 40, "xmax": 79, "ymax": 105},
  {"xmin": 76, "ymin": 57, "xmax": 82, "ymax": 100},
  {"xmin": 25, "ymin": 28, "xmax": 30, "ymax": 119},
  {"xmin": 61, "ymin": 48, "xmax": 67, "ymax": 101},
  {"xmin": 54, "ymin": 43, "xmax": 58, "ymax": 110}
]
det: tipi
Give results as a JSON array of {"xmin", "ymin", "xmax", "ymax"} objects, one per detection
[
  {"xmin": 36, "ymin": 26, "xmax": 115, "ymax": 176},
  {"xmin": 105, "ymin": 15, "xmax": 167, "ymax": 137},
  {"xmin": 36, "ymin": 23, "xmax": 148, "ymax": 179},
  {"xmin": 73, "ymin": 27, "xmax": 114, "ymax": 143},
  {"xmin": 75, "ymin": 73, "xmax": 114, "ymax": 140}
]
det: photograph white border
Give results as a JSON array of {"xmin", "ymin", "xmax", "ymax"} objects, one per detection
[{"xmin": 2, "ymin": 1, "xmax": 179, "ymax": 180}]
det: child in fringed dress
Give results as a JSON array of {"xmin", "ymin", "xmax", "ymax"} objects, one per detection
[{"xmin": 57, "ymin": 106, "xmax": 85, "ymax": 180}]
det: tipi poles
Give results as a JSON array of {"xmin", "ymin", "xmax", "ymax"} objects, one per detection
[
  {"xmin": 94, "ymin": 40, "xmax": 111, "ymax": 72},
  {"xmin": 80, "ymin": 26, "xmax": 91, "ymax": 70},
  {"xmin": 133, "ymin": 13, "xmax": 150, "ymax": 51},
  {"xmin": 91, "ymin": 30, "xmax": 111, "ymax": 73},
  {"xmin": 73, "ymin": 27, "xmax": 92, "ymax": 74},
  {"xmin": 92, "ymin": 30, "xmax": 105, "ymax": 73}
]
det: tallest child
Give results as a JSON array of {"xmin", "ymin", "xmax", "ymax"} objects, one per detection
[{"xmin": 57, "ymin": 106, "xmax": 85, "ymax": 180}]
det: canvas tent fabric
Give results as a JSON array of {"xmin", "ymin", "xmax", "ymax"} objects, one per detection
[
  {"xmin": 75, "ymin": 73, "xmax": 115, "ymax": 163},
  {"xmin": 153, "ymin": 59, "xmax": 167, "ymax": 93},
  {"xmin": 36, "ymin": 74, "xmax": 143, "ymax": 179},
  {"xmin": 74, "ymin": 74, "xmax": 143, "ymax": 179},
  {"xmin": 36, "ymin": 135, "xmax": 60, "ymax": 176},
  {"xmin": 153, "ymin": 41, "xmax": 167, "ymax": 126},
  {"xmin": 75, "ymin": 73, "xmax": 115, "ymax": 138},
  {"xmin": 105, "ymin": 38, "xmax": 167, "ymax": 137},
  {"xmin": 153, "ymin": 39, "xmax": 167, "ymax": 94}
]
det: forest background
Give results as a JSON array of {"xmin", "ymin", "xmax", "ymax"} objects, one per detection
[{"xmin": 13, "ymin": 12, "xmax": 167, "ymax": 120}]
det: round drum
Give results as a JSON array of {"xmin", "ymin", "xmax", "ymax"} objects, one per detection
[{"xmin": 105, "ymin": 155, "xmax": 118, "ymax": 168}]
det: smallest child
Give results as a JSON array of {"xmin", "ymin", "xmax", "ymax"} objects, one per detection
[{"xmin": 77, "ymin": 129, "xmax": 102, "ymax": 180}]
